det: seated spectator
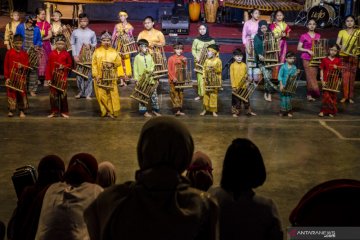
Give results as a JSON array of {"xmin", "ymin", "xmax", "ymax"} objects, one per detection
[
  {"xmin": 208, "ymin": 138, "xmax": 283, "ymax": 240},
  {"xmin": 289, "ymin": 178, "xmax": 360, "ymax": 226},
  {"xmin": 8, "ymin": 155, "xmax": 65, "ymax": 240},
  {"xmin": 186, "ymin": 151, "xmax": 213, "ymax": 191},
  {"xmin": 35, "ymin": 153, "xmax": 103, "ymax": 239},
  {"xmin": 85, "ymin": 116, "xmax": 218, "ymax": 240},
  {"xmin": 97, "ymin": 161, "xmax": 117, "ymax": 188}
]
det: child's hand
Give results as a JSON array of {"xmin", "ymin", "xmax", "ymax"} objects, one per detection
[
  {"xmin": 333, "ymin": 65, "xmax": 338, "ymax": 69},
  {"xmin": 259, "ymin": 55, "xmax": 265, "ymax": 61},
  {"xmin": 5, "ymin": 78, "xmax": 10, "ymax": 85},
  {"xmin": 280, "ymin": 85, "xmax": 284, "ymax": 92},
  {"xmin": 307, "ymin": 50, "xmax": 314, "ymax": 56}
]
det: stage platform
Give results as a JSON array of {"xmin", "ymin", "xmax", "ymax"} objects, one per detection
[{"xmin": 0, "ymin": 80, "xmax": 360, "ymax": 231}]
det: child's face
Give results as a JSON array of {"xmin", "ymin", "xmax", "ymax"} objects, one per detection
[
  {"xmin": 307, "ymin": 20, "xmax": 316, "ymax": 31},
  {"xmin": 207, "ymin": 50, "xmax": 214, "ymax": 58},
  {"xmin": 53, "ymin": 13, "xmax": 61, "ymax": 22},
  {"xmin": 198, "ymin": 25, "xmax": 207, "ymax": 36},
  {"xmin": 56, "ymin": 41, "xmax": 66, "ymax": 51},
  {"xmin": 252, "ymin": 10, "xmax": 260, "ymax": 20},
  {"xmin": 329, "ymin": 47, "xmax": 338, "ymax": 57},
  {"xmin": 345, "ymin": 17, "xmax": 355, "ymax": 28},
  {"xmin": 79, "ymin": 18, "xmax": 89, "ymax": 28},
  {"xmin": 261, "ymin": 25, "xmax": 267, "ymax": 34},
  {"xmin": 38, "ymin": 10, "xmax": 46, "ymax": 21},
  {"xmin": 119, "ymin": 14, "xmax": 127, "ymax": 22},
  {"xmin": 174, "ymin": 48, "xmax": 183, "ymax": 56},
  {"xmin": 144, "ymin": 19, "xmax": 154, "ymax": 30},
  {"xmin": 234, "ymin": 55, "xmax": 243, "ymax": 62},
  {"xmin": 12, "ymin": 12, "xmax": 20, "ymax": 21},
  {"xmin": 101, "ymin": 39, "xmax": 111, "ymax": 49},
  {"xmin": 25, "ymin": 20, "xmax": 33, "ymax": 28},
  {"xmin": 14, "ymin": 40, "xmax": 22, "ymax": 50},
  {"xmin": 286, "ymin": 56, "xmax": 296, "ymax": 64},
  {"xmin": 140, "ymin": 45, "xmax": 148, "ymax": 53},
  {"xmin": 275, "ymin": 12, "xmax": 284, "ymax": 22}
]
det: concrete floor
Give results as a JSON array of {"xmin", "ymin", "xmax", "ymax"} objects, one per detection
[{"xmin": 0, "ymin": 79, "xmax": 360, "ymax": 236}]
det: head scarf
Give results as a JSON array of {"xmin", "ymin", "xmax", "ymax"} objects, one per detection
[
  {"xmin": 257, "ymin": 20, "xmax": 268, "ymax": 36},
  {"xmin": 100, "ymin": 31, "xmax": 112, "ymax": 40},
  {"xmin": 196, "ymin": 24, "xmax": 214, "ymax": 42},
  {"xmin": 97, "ymin": 161, "xmax": 116, "ymax": 188},
  {"xmin": 186, "ymin": 151, "xmax": 213, "ymax": 191},
  {"xmin": 65, "ymin": 153, "xmax": 98, "ymax": 185},
  {"xmin": 37, "ymin": 155, "xmax": 65, "ymax": 186},
  {"xmin": 137, "ymin": 116, "xmax": 194, "ymax": 173}
]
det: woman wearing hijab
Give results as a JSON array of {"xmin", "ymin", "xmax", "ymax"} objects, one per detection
[
  {"xmin": 97, "ymin": 161, "xmax": 117, "ymax": 188},
  {"xmin": 8, "ymin": 155, "xmax": 65, "ymax": 240},
  {"xmin": 209, "ymin": 138, "xmax": 283, "ymax": 240},
  {"xmin": 254, "ymin": 20, "xmax": 278, "ymax": 102},
  {"xmin": 85, "ymin": 116, "xmax": 218, "ymax": 240},
  {"xmin": 186, "ymin": 151, "xmax": 213, "ymax": 191},
  {"xmin": 35, "ymin": 153, "xmax": 103, "ymax": 240},
  {"xmin": 192, "ymin": 24, "xmax": 215, "ymax": 101}
]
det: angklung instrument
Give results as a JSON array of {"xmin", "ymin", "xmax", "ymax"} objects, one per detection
[
  {"xmin": 151, "ymin": 46, "xmax": 168, "ymax": 79},
  {"xmin": 322, "ymin": 67, "xmax": 342, "ymax": 93},
  {"xmin": 194, "ymin": 44, "xmax": 208, "ymax": 74},
  {"xmin": 174, "ymin": 59, "xmax": 193, "ymax": 89},
  {"xmin": 263, "ymin": 32, "xmax": 283, "ymax": 68},
  {"xmin": 49, "ymin": 62, "xmax": 72, "ymax": 92},
  {"xmin": 27, "ymin": 46, "xmax": 44, "ymax": 69},
  {"xmin": 309, "ymin": 38, "xmax": 328, "ymax": 67},
  {"xmin": 72, "ymin": 43, "xmax": 94, "ymax": 79},
  {"xmin": 282, "ymin": 70, "xmax": 302, "ymax": 95},
  {"xmin": 96, "ymin": 61, "xmax": 117, "ymax": 90},
  {"xmin": 130, "ymin": 70, "xmax": 159, "ymax": 105},
  {"xmin": 204, "ymin": 66, "xmax": 221, "ymax": 92},
  {"xmin": 6, "ymin": 62, "xmax": 32, "ymax": 93},
  {"xmin": 232, "ymin": 74, "xmax": 259, "ymax": 103}
]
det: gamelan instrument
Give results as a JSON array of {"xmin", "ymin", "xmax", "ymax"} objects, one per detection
[
  {"xmin": 282, "ymin": 70, "xmax": 302, "ymax": 95},
  {"xmin": 6, "ymin": 62, "xmax": 32, "ymax": 93},
  {"xmin": 27, "ymin": 46, "xmax": 44, "ymax": 69},
  {"xmin": 194, "ymin": 44, "xmax": 209, "ymax": 74},
  {"xmin": 263, "ymin": 32, "xmax": 283, "ymax": 68},
  {"xmin": 232, "ymin": 75, "xmax": 259, "ymax": 103},
  {"xmin": 49, "ymin": 62, "xmax": 72, "ymax": 92},
  {"xmin": 322, "ymin": 68, "xmax": 342, "ymax": 93},
  {"xmin": 309, "ymin": 38, "xmax": 328, "ymax": 67},
  {"xmin": 130, "ymin": 71, "xmax": 159, "ymax": 105},
  {"xmin": 204, "ymin": 66, "xmax": 221, "ymax": 92},
  {"xmin": 96, "ymin": 61, "xmax": 117, "ymax": 90},
  {"xmin": 204, "ymin": 0, "xmax": 219, "ymax": 23},
  {"xmin": 62, "ymin": 24, "xmax": 73, "ymax": 52},
  {"xmin": 174, "ymin": 60, "xmax": 193, "ymax": 89},
  {"xmin": 151, "ymin": 46, "xmax": 168, "ymax": 79},
  {"xmin": 114, "ymin": 32, "xmax": 138, "ymax": 55},
  {"xmin": 341, "ymin": 27, "xmax": 360, "ymax": 56},
  {"xmin": 72, "ymin": 44, "xmax": 94, "ymax": 79}
]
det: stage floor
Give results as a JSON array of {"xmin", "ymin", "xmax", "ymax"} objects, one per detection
[{"xmin": 0, "ymin": 81, "xmax": 360, "ymax": 232}]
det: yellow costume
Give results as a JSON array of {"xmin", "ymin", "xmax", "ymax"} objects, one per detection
[
  {"xmin": 4, "ymin": 20, "xmax": 20, "ymax": 47},
  {"xmin": 92, "ymin": 46, "xmax": 122, "ymax": 117},
  {"xmin": 203, "ymin": 55, "xmax": 222, "ymax": 112},
  {"xmin": 230, "ymin": 62, "xmax": 247, "ymax": 88},
  {"xmin": 113, "ymin": 22, "xmax": 134, "ymax": 77},
  {"xmin": 137, "ymin": 28, "xmax": 165, "ymax": 48}
]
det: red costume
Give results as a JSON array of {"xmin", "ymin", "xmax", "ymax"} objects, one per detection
[
  {"xmin": 45, "ymin": 49, "xmax": 72, "ymax": 114},
  {"xmin": 168, "ymin": 54, "xmax": 187, "ymax": 113},
  {"xmin": 4, "ymin": 48, "xmax": 30, "ymax": 112},
  {"xmin": 319, "ymin": 56, "xmax": 342, "ymax": 115}
]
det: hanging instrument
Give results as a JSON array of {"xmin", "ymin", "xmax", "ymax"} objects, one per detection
[
  {"xmin": 96, "ymin": 61, "xmax": 117, "ymax": 90},
  {"xmin": 309, "ymin": 38, "xmax": 328, "ymax": 67},
  {"xmin": 130, "ymin": 70, "xmax": 159, "ymax": 105},
  {"xmin": 114, "ymin": 31, "xmax": 138, "ymax": 56},
  {"xmin": 194, "ymin": 44, "xmax": 209, "ymax": 74},
  {"xmin": 27, "ymin": 46, "xmax": 44, "ymax": 69},
  {"xmin": 49, "ymin": 62, "xmax": 72, "ymax": 92},
  {"xmin": 263, "ymin": 32, "xmax": 283, "ymax": 68},
  {"xmin": 204, "ymin": 66, "xmax": 221, "ymax": 92},
  {"xmin": 62, "ymin": 24, "xmax": 73, "ymax": 52},
  {"xmin": 232, "ymin": 75, "xmax": 259, "ymax": 103},
  {"xmin": 151, "ymin": 46, "xmax": 168, "ymax": 79},
  {"xmin": 282, "ymin": 70, "xmax": 302, "ymax": 95},
  {"xmin": 72, "ymin": 44, "xmax": 94, "ymax": 79},
  {"xmin": 322, "ymin": 68, "xmax": 342, "ymax": 93},
  {"xmin": 6, "ymin": 62, "xmax": 32, "ymax": 93},
  {"xmin": 174, "ymin": 59, "xmax": 193, "ymax": 89}
]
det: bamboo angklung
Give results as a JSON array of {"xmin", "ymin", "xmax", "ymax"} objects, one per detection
[
  {"xmin": 232, "ymin": 75, "xmax": 259, "ymax": 102},
  {"xmin": 263, "ymin": 32, "xmax": 283, "ymax": 68},
  {"xmin": 151, "ymin": 46, "xmax": 168, "ymax": 79},
  {"xmin": 49, "ymin": 62, "xmax": 72, "ymax": 92},
  {"xmin": 27, "ymin": 46, "xmax": 43, "ymax": 69},
  {"xmin": 194, "ymin": 45, "xmax": 209, "ymax": 74},
  {"xmin": 322, "ymin": 68, "xmax": 342, "ymax": 93},
  {"xmin": 204, "ymin": 66, "xmax": 221, "ymax": 92},
  {"xmin": 115, "ymin": 32, "xmax": 138, "ymax": 55},
  {"xmin": 130, "ymin": 70, "xmax": 159, "ymax": 105},
  {"xmin": 97, "ymin": 61, "xmax": 117, "ymax": 90},
  {"xmin": 282, "ymin": 70, "xmax": 302, "ymax": 95},
  {"xmin": 6, "ymin": 62, "xmax": 32, "ymax": 93},
  {"xmin": 174, "ymin": 60, "xmax": 193, "ymax": 89},
  {"xmin": 309, "ymin": 39, "xmax": 328, "ymax": 67}
]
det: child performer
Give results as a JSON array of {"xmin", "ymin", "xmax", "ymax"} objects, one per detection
[
  {"xmin": 45, "ymin": 35, "xmax": 73, "ymax": 118},
  {"xmin": 71, "ymin": 13, "xmax": 97, "ymax": 100},
  {"xmin": 269, "ymin": 10, "xmax": 291, "ymax": 79},
  {"xmin": 191, "ymin": 24, "xmax": 215, "ymax": 101},
  {"xmin": 4, "ymin": 11, "xmax": 21, "ymax": 50},
  {"xmin": 254, "ymin": 20, "xmax": 277, "ymax": 102},
  {"xmin": 133, "ymin": 39, "xmax": 161, "ymax": 118},
  {"xmin": 15, "ymin": 15, "xmax": 42, "ymax": 97},
  {"xmin": 319, "ymin": 44, "xmax": 342, "ymax": 117},
  {"xmin": 4, "ymin": 34, "xmax": 29, "ymax": 118},
  {"xmin": 50, "ymin": 10, "xmax": 64, "ymax": 49},
  {"xmin": 92, "ymin": 31, "xmax": 122, "ymax": 118},
  {"xmin": 112, "ymin": 10, "xmax": 134, "ymax": 84},
  {"xmin": 168, "ymin": 42, "xmax": 186, "ymax": 116},
  {"xmin": 278, "ymin": 51, "xmax": 298, "ymax": 118},
  {"xmin": 297, "ymin": 18, "xmax": 321, "ymax": 102},
  {"xmin": 230, "ymin": 48, "xmax": 256, "ymax": 117},
  {"xmin": 336, "ymin": 15, "xmax": 358, "ymax": 103},
  {"xmin": 200, "ymin": 44, "xmax": 222, "ymax": 117}
]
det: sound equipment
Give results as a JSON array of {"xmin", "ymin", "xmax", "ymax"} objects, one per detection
[
  {"xmin": 161, "ymin": 15, "xmax": 189, "ymax": 35},
  {"xmin": 12, "ymin": 165, "xmax": 37, "ymax": 198}
]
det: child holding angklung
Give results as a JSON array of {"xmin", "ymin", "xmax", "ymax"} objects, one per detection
[
  {"xmin": 45, "ymin": 35, "xmax": 73, "ymax": 118},
  {"xmin": 278, "ymin": 51, "xmax": 298, "ymax": 118},
  {"xmin": 230, "ymin": 48, "xmax": 256, "ymax": 117},
  {"xmin": 167, "ymin": 42, "xmax": 187, "ymax": 116},
  {"xmin": 318, "ymin": 44, "xmax": 342, "ymax": 117},
  {"xmin": 4, "ymin": 11, "xmax": 21, "ymax": 50},
  {"xmin": 4, "ymin": 34, "xmax": 30, "ymax": 118},
  {"xmin": 200, "ymin": 44, "xmax": 222, "ymax": 117}
]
